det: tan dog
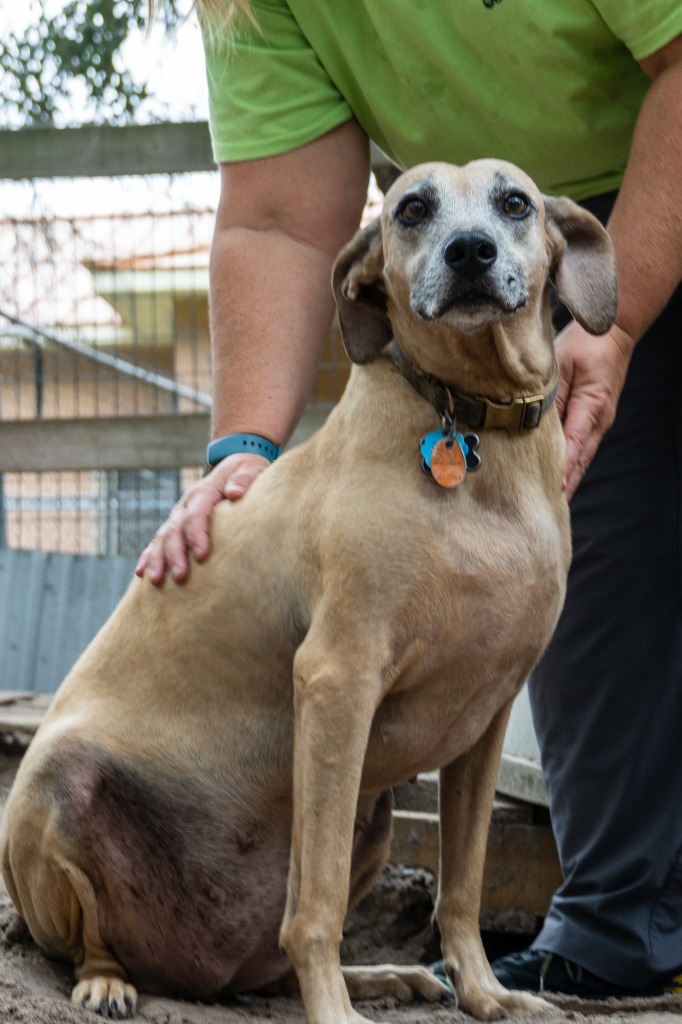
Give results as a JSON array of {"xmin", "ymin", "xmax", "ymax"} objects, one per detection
[{"xmin": 1, "ymin": 160, "xmax": 617, "ymax": 1023}]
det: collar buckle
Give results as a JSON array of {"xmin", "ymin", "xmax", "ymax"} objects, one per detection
[{"xmin": 481, "ymin": 392, "xmax": 546, "ymax": 431}]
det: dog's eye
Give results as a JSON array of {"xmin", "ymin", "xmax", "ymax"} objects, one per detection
[
  {"xmin": 502, "ymin": 194, "xmax": 530, "ymax": 219},
  {"xmin": 397, "ymin": 197, "xmax": 429, "ymax": 225}
]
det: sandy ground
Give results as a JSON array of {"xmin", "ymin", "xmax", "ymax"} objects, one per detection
[
  {"xmin": 0, "ymin": 747, "xmax": 680, "ymax": 1024},
  {"xmin": 0, "ymin": 865, "xmax": 680, "ymax": 1024}
]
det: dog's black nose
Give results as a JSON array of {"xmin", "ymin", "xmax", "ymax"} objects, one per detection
[{"xmin": 443, "ymin": 232, "xmax": 498, "ymax": 279}]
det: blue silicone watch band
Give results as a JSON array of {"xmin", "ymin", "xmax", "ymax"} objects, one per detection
[{"xmin": 206, "ymin": 433, "xmax": 283, "ymax": 467}]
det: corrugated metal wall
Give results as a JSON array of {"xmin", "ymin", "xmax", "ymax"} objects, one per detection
[{"xmin": 0, "ymin": 548, "xmax": 135, "ymax": 693}]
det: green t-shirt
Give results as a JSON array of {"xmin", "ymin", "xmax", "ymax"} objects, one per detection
[{"xmin": 203, "ymin": 0, "xmax": 682, "ymax": 199}]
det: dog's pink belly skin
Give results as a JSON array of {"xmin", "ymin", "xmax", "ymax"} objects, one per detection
[
  {"xmin": 101, "ymin": 833, "xmax": 291, "ymax": 998},
  {"xmin": 105, "ymin": 859, "xmax": 291, "ymax": 998},
  {"xmin": 49, "ymin": 743, "xmax": 294, "ymax": 998},
  {"xmin": 39, "ymin": 737, "xmax": 388, "ymax": 999}
]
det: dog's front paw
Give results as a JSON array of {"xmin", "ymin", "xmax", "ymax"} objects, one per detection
[
  {"xmin": 72, "ymin": 976, "xmax": 138, "ymax": 1019},
  {"xmin": 437, "ymin": 948, "xmax": 550, "ymax": 1019},
  {"xmin": 454, "ymin": 977, "xmax": 549, "ymax": 1020},
  {"xmin": 495, "ymin": 990, "xmax": 549, "ymax": 1017}
]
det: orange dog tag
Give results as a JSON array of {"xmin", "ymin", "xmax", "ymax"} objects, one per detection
[{"xmin": 429, "ymin": 437, "xmax": 467, "ymax": 488}]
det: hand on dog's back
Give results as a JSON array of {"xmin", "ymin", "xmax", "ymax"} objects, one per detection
[{"xmin": 135, "ymin": 454, "xmax": 270, "ymax": 586}]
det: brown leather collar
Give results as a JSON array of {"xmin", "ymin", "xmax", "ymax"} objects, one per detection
[{"xmin": 387, "ymin": 340, "xmax": 560, "ymax": 432}]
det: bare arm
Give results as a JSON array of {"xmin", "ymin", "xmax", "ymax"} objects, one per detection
[
  {"xmin": 210, "ymin": 118, "xmax": 370, "ymax": 444},
  {"xmin": 136, "ymin": 119, "xmax": 370, "ymax": 583},
  {"xmin": 558, "ymin": 33, "xmax": 682, "ymax": 498}
]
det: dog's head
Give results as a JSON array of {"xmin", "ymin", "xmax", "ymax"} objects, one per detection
[{"xmin": 333, "ymin": 160, "xmax": 618, "ymax": 387}]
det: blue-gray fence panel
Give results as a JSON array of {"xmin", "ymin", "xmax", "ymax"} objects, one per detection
[{"xmin": 0, "ymin": 548, "xmax": 136, "ymax": 693}]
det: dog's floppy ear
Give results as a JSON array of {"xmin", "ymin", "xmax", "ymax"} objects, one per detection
[
  {"xmin": 544, "ymin": 195, "xmax": 618, "ymax": 336},
  {"xmin": 332, "ymin": 218, "xmax": 392, "ymax": 364}
]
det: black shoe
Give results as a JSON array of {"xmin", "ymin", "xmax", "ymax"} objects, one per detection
[
  {"xmin": 428, "ymin": 961, "xmax": 456, "ymax": 997},
  {"xmin": 491, "ymin": 948, "xmax": 680, "ymax": 999}
]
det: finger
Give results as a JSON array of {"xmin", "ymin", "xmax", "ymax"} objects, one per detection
[
  {"xmin": 161, "ymin": 477, "xmax": 220, "ymax": 567},
  {"xmin": 553, "ymin": 323, "xmax": 577, "ymax": 422},
  {"xmin": 162, "ymin": 525, "xmax": 192, "ymax": 582},
  {"xmin": 151, "ymin": 499, "xmax": 200, "ymax": 581},
  {"xmin": 561, "ymin": 399, "xmax": 604, "ymax": 500},
  {"xmin": 165, "ymin": 463, "xmax": 245, "ymax": 564},
  {"xmin": 136, "ymin": 453, "xmax": 272, "ymax": 585},
  {"xmin": 137, "ymin": 501, "xmax": 191, "ymax": 585},
  {"xmin": 135, "ymin": 534, "xmax": 173, "ymax": 583},
  {"xmin": 182, "ymin": 494, "xmax": 218, "ymax": 561},
  {"xmin": 148, "ymin": 528, "xmax": 189, "ymax": 586},
  {"xmin": 135, "ymin": 549, "xmax": 150, "ymax": 578},
  {"xmin": 223, "ymin": 456, "xmax": 270, "ymax": 501}
]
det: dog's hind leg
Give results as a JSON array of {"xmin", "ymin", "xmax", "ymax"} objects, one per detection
[
  {"xmin": 2, "ymin": 815, "xmax": 137, "ymax": 1019},
  {"xmin": 435, "ymin": 700, "xmax": 547, "ymax": 1019},
  {"xmin": 342, "ymin": 789, "xmax": 453, "ymax": 1006},
  {"xmin": 59, "ymin": 858, "xmax": 138, "ymax": 1019},
  {"xmin": 347, "ymin": 789, "xmax": 394, "ymax": 912},
  {"xmin": 343, "ymin": 964, "xmax": 452, "ymax": 1003}
]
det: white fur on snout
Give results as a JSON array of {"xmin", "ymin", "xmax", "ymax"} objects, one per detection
[{"xmin": 409, "ymin": 247, "xmax": 530, "ymax": 329}]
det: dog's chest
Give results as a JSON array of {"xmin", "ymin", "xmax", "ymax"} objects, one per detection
[
  {"xmin": 362, "ymin": 613, "xmax": 532, "ymax": 785},
  {"xmin": 359, "ymin": 502, "xmax": 566, "ymax": 787},
  {"xmin": 364, "ymin": 681, "xmax": 504, "ymax": 787},
  {"xmin": 419, "ymin": 485, "xmax": 564, "ymax": 599}
]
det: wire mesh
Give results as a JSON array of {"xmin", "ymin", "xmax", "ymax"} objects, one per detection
[
  {"xmin": 0, "ymin": 174, "xmax": 216, "ymax": 414},
  {"xmin": 0, "ymin": 170, "xmax": 379, "ymax": 555},
  {"xmin": 0, "ymin": 172, "xmax": 219, "ymax": 554}
]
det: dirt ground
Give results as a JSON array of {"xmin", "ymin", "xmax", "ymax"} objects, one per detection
[
  {"xmin": 0, "ymin": 745, "xmax": 680, "ymax": 1024},
  {"xmin": 0, "ymin": 862, "xmax": 680, "ymax": 1024}
]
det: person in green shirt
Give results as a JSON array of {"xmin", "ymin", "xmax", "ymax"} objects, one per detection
[{"xmin": 138, "ymin": 0, "xmax": 682, "ymax": 1001}]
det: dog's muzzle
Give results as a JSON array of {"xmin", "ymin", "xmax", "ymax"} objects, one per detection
[{"xmin": 409, "ymin": 232, "xmax": 528, "ymax": 323}]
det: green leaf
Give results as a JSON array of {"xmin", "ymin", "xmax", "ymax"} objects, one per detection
[{"xmin": 0, "ymin": 0, "xmax": 185, "ymax": 126}]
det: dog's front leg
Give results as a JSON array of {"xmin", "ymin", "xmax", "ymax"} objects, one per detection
[
  {"xmin": 279, "ymin": 636, "xmax": 384, "ymax": 1024},
  {"xmin": 436, "ymin": 700, "xmax": 548, "ymax": 1020}
]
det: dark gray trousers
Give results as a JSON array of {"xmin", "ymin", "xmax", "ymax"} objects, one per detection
[{"xmin": 529, "ymin": 192, "xmax": 682, "ymax": 988}]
